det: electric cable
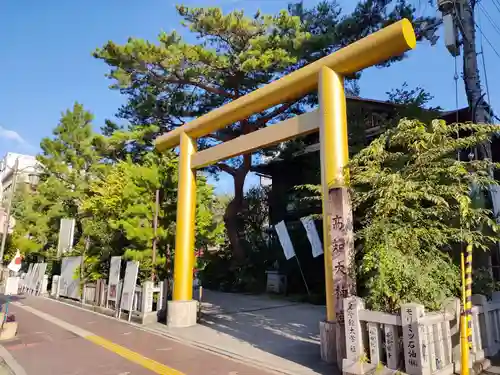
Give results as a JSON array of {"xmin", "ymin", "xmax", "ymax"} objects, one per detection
[
  {"xmin": 476, "ymin": 23, "xmax": 500, "ymax": 59},
  {"xmin": 477, "ymin": 11, "xmax": 492, "ymax": 117},
  {"xmin": 479, "ymin": 2, "xmax": 500, "ymax": 36},
  {"xmin": 491, "ymin": 0, "xmax": 500, "ymax": 14}
]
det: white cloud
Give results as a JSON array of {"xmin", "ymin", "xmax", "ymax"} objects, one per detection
[{"xmin": 0, "ymin": 126, "xmax": 28, "ymax": 145}]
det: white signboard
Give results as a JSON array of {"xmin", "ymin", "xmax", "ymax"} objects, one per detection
[
  {"xmin": 57, "ymin": 218, "xmax": 75, "ymax": 256},
  {"xmin": 300, "ymin": 216, "xmax": 324, "ymax": 258},
  {"xmin": 275, "ymin": 221, "xmax": 296, "ymax": 260},
  {"xmin": 60, "ymin": 256, "xmax": 82, "ymax": 300},
  {"xmin": 33, "ymin": 263, "xmax": 48, "ymax": 294},
  {"xmin": 120, "ymin": 261, "xmax": 139, "ymax": 311},
  {"xmin": 28, "ymin": 263, "xmax": 40, "ymax": 292},
  {"xmin": 107, "ymin": 256, "xmax": 121, "ymax": 303},
  {"xmin": 22, "ymin": 263, "xmax": 34, "ymax": 290}
]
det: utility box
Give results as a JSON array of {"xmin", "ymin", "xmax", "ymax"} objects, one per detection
[{"xmin": 265, "ymin": 270, "xmax": 287, "ymax": 294}]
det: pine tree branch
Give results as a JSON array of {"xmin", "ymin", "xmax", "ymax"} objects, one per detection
[
  {"xmin": 154, "ymin": 67, "xmax": 236, "ymax": 99},
  {"xmin": 254, "ymin": 102, "xmax": 296, "ymax": 127},
  {"xmin": 215, "ymin": 163, "xmax": 237, "ymax": 176}
]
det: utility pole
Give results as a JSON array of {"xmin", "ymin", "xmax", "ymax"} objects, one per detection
[
  {"xmin": 437, "ymin": 3, "xmax": 493, "ymax": 375},
  {"xmin": 438, "ymin": 0, "xmax": 490, "ymax": 128},
  {"xmin": 460, "ymin": 1, "xmax": 487, "ymax": 123},
  {"xmin": 0, "ymin": 158, "xmax": 19, "ymax": 265}
]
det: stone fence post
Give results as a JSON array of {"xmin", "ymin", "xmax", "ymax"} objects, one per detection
[
  {"xmin": 141, "ymin": 281, "xmax": 154, "ymax": 314},
  {"xmin": 157, "ymin": 279, "xmax": 169, "ymax": 321},
  {"xmin": 342, "ymin": 296, "xmax": 369, "ymax": 375},
  {"xmin": 41, "ymin": 274, "xmax": 49, "ymax": 295},
  {"xmin": 473, "ymin": 294, "xmax": 497, "ymax": 357},
  {"xmin": 401, "ymin": 303, "xmax": 430, "ymax": 375},
  {"xmin": 157, "ymin": 281, "xmax": 164, "ymax": 312},
  {"xmin": 96, "ymin": 279, "xmax": 106, "ymax": 307},
  {"xmin": 51, "ymin": 275, "xmax": 60, "ymax": 298}
]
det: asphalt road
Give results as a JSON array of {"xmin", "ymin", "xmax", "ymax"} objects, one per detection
[{"xmin": 1, "ymin": 296, "xmax": 275, "ymax": 375}]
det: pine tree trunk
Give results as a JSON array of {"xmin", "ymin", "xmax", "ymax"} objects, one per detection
[{"xmin": 223, "ymin": 168, "xmax": 248, "ymax": 264}]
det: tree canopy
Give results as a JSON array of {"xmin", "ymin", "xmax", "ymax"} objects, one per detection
[
  {"xmin": 298, "ymin": 118, "xmax": 500, "ymax": 312},
  {"xmin": 11, "ymin": 103, "xmax": 223, "ymax": 282},
  {"xmin": 8, "ymin": 3, "xmax": 482, "ymax": 314},
  {"xmin": 93, "ymin": 1, "xmax": 435, "ymax": 263}
]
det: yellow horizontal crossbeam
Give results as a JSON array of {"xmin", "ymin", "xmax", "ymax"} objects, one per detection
[
  {"xmin": 155, "ymin": 19, "xmax": 416, "ymax": 152},
  {"xmin": 191, "ymin": 110, "xmax": 320, "ymax": 169}
]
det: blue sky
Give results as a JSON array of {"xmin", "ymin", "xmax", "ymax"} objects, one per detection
[{"xmin": 0, "ymin": 0, "xmax": 499, "ymax": 195}]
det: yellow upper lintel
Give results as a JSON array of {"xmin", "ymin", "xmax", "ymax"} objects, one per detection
[{"xmin": 155, "ymin": 19, "xmax": 416, "ymax": 152}]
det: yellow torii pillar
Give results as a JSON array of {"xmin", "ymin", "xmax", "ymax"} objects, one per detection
[{"xmin": 155, "ymin": 18, "xmax": 416, "ymax": 366}]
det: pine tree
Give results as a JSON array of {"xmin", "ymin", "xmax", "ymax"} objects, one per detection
[
  {"xmin": 12, "ymin": 103, "xmax": 101, "ymax": 259},
  {"xmin": 93, "ymin": 2, "xmax": 433, "ymax": 262}
]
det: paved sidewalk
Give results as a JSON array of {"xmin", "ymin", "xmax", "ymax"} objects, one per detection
[
  {"xmin": 2, "ymin": 295, "xmax": 276, "ymax": 375},
  {"xmin": 147, "ymin": 290, "xmax": 336, "ymax": 375},
  {"xmin": 5, "ymin": 304, "xmax": 151, "ymax": 375}
]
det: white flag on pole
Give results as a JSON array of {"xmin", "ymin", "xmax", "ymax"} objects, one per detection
[
  {"xmin": 7, "ymin": 249, "xmax": 22, "ymax": 273},
  {"xmin": 300, "ymin": 216, "xmax": 324, "ymax": 258},
  {"xmin": 275, "ymin": 221, "xmax": 296, "ymax": 260}
]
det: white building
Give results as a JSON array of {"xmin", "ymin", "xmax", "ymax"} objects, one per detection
[
  {"xmin": 0, "ymin": 153, "xmax": 42, "ymax": 234},
  {"xmin": 0, "ymin": 153, "xmax": 41, "ymax": 201}
]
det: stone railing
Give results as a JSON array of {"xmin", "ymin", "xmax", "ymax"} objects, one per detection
[
  {"xmin": 51, "ymin": 276, "xmax": 168, "ymax": 324},
  {"xmin": 342, "ymin": 294, "xmax": 500, "ymax": 375}
]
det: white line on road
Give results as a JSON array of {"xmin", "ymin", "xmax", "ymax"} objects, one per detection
[{"xmin": 12, "ymin": 303, "xmax": 93, "ymax": 338}]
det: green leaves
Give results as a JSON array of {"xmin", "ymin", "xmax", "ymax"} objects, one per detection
[
  {"xmin": 12, "ymin": 103, "xmax": 101, "ymax": 259},
  {"xmin": 298, "ymin": 118, "xmax": 500, "ymax": 312},
  {"xmin": 352, "ymin": 119, "xmax": 500, "ymax": 311},
  {"xmin": 11, "ymin": 103, "xmax": 223, "ymax": 282}
]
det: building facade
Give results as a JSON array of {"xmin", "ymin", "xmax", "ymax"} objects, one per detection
[
  {"xmin": 0, "ymin": 153, "xmax": 41, "ymax": 201},
  {"xmin": 0, "ymin": 153, "xmax": 42, "ymax": 234}
]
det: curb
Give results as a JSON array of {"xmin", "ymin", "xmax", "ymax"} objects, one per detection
[
  {"xmin": 29, "ymin": 296, "xmax": 309, "ymax": 375},
  {"xmin": 140, "ymin": 324, "xmax": 308, "ymax": 375},
  {"xmin": 0, "ymin": 345, "xmax": 27, "ymax": 375}
]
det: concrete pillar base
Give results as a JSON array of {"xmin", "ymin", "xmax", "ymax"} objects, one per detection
[
  {"xmin": 319, "ymin": 320, "xmax": 345, "ymax": 369},
  {"xmin": 167, "ymin": 300, "xmax": 198, "ymax": 328}
]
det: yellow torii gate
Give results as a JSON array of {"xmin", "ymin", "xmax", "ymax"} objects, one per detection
[{"xmin": 155, "ymin": 18, "xmax": 416, "ymax": 362}]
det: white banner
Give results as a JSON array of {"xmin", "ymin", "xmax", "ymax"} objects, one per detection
[
  {"xmin": 275, "ymin": 221, "xmax": 296, "ymax": 260},
  {"xmin": 300, "ymin": 216, "xmax": 324, "ymax": 258},
  {"xmin": 107, "ymin": 256, "xmax": 121, "ymax": 303},
  {"xmin": 120, "ymin": 261, "xmax": 139, "ymax": 311}
]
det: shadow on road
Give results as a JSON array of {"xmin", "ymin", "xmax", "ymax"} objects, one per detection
[
  {"xmin": 198, "ymin": 290, "xmax": 336, "ymax": 375},
  {"xmin": 0, "ymin": 295, "xmax": 25, "ymax": 305}
]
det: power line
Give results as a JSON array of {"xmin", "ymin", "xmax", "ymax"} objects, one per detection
[
  {"xmin": 479, "ymin": 2, "xmax": 500, "ymax": 36},
  {"xmin": 476, "ymin": 22, "xmax": 500, "ymax": 59},
  {"xmin": 477, "ymin": 12, "xmax": 492, "ymax": 110},
  {"xmin": 491, "ymin": 0, "xmax": 500, "ymax": 14}
]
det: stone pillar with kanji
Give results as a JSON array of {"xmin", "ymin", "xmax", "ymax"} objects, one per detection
[{"xmin": 325, "ymin": 186, "xmax": 356, "ymax": 365}]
